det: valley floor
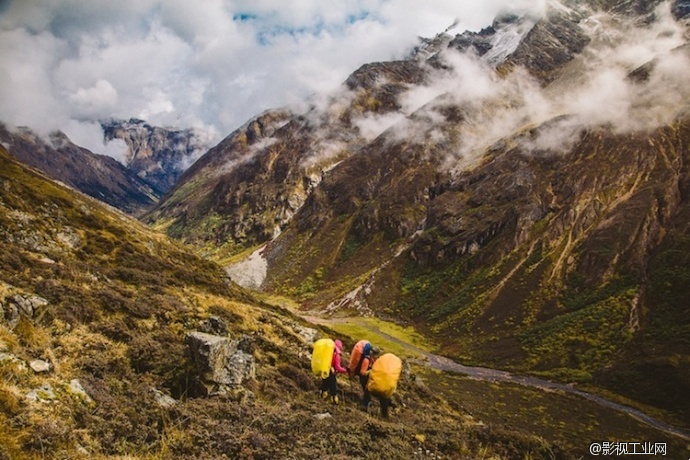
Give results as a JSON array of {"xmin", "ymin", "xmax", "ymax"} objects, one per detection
[{"xmin": 302, "ymin": 312, "xmax": 690, "ymax": 458}]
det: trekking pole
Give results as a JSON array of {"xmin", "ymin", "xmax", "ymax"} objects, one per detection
[{"xmin": 348, "ymin": 374, "xmax": 354, "ymax": 405}]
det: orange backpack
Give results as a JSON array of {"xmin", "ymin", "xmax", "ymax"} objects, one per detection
[
  {"xmin": 366, "ymin": 353, "xmax": 402, "ymax": 399},
  {"xmin": 348, "ymin": 340, "xmax": 371, "ymax": 376}
]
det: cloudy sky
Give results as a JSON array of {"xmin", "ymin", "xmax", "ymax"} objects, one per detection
[{"xmin": 0, "ymin": 0, "xmax": 543, "ymax": 155}]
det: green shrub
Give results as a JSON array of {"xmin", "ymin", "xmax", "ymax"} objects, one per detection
[{"xmin": 519, "ymin": 290, "xmax": 636, "ymax": 373}]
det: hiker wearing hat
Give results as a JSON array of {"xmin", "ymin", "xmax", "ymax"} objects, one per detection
[{"xmin": 320, "ymin": 339, "xmax": 348, "ymax": 404}]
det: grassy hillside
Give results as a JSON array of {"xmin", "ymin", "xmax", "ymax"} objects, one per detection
[{"xmin": 0, "ymin": 148, "xmax": 576, "ymax": 459}]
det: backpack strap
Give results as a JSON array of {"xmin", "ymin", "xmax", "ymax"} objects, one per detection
[{"xmin": 354, "ymin": 352, "xmax": 368, "ymax": 376}]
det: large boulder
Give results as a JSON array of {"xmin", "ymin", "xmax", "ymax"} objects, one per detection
[{"xmin": 185, "ymin": 332, "xmax": 255, "ymax": 395}]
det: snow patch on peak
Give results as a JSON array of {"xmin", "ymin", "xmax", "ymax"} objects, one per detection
[{"xmin": 482, "ymin": 17, "xmax": 538, "ymax": 65}]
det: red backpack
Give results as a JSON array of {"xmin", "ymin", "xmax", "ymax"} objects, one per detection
[{"xmin": 348, "ymin": 340, "xmax": 371, "ymax": 376}]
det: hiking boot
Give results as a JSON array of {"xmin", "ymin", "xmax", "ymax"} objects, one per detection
[
  {"xmin": 321, "ymin": 391, "xmax": 329, "ymax": 400},
  {"xmin": 331, "ymin": 395, "xmax": 339, "ymax": 405}
]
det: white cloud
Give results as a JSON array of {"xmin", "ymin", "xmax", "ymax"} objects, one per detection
[
  {"xmin": 0, "ymin": 0, "xmax": 548, "ymax": 158},
  {"xmin": 0, "ymin": 27, "xmax": 66, "ymax": 136},
  {"xmin": 353, "ymin": 112, "xmax": 407, "ymax": 141},
  {"xmin": 68, "ymin": 79, "xmax": 119, "ymax": 117},
  {"xmin": 62, "ymin": 120, "xmax": 129, "ymax": 164},
  {"xmin": 374, "ymin": 1, "xmax": 690, "ymax": 170}
]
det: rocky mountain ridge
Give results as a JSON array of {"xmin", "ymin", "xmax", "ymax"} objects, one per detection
[{"xmin": 101, "ymin": 118, "xmax": 209, "ymax": 196}]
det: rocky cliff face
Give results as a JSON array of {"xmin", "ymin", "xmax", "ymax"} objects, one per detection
[
  {"xmin": 101, "ymin": 118, "xmax": 208, "ymax": 196},
  {"xmin": 149, "ymin": 0, "xmax": 690, "ymax": 423}
]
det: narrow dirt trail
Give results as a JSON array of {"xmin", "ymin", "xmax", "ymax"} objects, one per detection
[{"xmin": 306, "ymin": 315, "xmax": 690, "ymax": 441}]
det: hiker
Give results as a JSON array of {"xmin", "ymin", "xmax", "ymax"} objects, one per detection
[
  {"xmin": 348, "ymin": 339, "xmax": 373, "ymax": 378},
  {"xmin": 359, "ymin": 345, "xmax": 379, "ymax": 410},
  {"xmin": 320, "ymin": 339, "xmax": 348, "ymax": 404},
  {"xmin": 364, "ymin": 353, "xmax": 402, "ymax": 418}
]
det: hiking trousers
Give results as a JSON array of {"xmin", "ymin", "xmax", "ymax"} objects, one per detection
[
  {"xmin": 363, "ymin": 390, "xmax": 392, "ymax": 418},
  {"xmin": 320, "ymin": 370, "xmax": 337, "ymax": 396}
]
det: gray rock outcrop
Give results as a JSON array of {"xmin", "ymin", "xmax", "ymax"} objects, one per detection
[
  {"xmin": 68, "ymin": 379, "xmax": 93, "ymax": 404},
  {"xmin": 185, "ymin": 332, "xmax": 255, "ymax": 395},
  {"xmin": 151, "ymin": 387, "xmax": 177, "ymax": 408},
  {"xmin": 197, "ymin": 316, "xmax": 228, "ymax": 336},
  {"xmin": 101, "ymin": 118, "xmax": 208, "ymax": 195},
  {"xmin": 1, "ymin": 294, "xmax": 48, "ymax": 329},
  {"xmin": 26, "ymin": 384, "xmax": 57, "ymax": 403}
]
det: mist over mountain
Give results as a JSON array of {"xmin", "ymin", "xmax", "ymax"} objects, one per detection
[
  {"xmin": 150, "ymin": 0, "xmax": 690, "ymax": 254},
  {"xmin": 0, "ymin": 0, "xmax": 544, "ymax": 155}
]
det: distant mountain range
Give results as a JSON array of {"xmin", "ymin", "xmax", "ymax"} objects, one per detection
[
  {"xmin": 0, "ymin": 124, "xmax": 157, "ymax": 215},
  {"xmin": 0, "ymin": 119, "xmax": 208, "ymax": 216}
]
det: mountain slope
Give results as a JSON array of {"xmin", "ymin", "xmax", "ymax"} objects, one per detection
[
  {"xmin": 0, "ymin": 125, "xmax": 157, "ymax": 216},
  {"xmin": 145, "ymin": 0, "xmax": 690, "ymax": 428},
  {"xmin": 145, "ymin": 61, "xmax": 428, "ymax": 256},
  {"xmin": 0, "ymin": 147, "xmax": 582, "ymax": 459},
  {"xmin": 261, "ymin": 2, "xmax": 690, "ymax": 424}
]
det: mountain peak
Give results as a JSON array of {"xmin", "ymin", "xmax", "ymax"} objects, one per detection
[{"xmin": 101, "ymin": 118, "xmax": 209, "ymax": 196}]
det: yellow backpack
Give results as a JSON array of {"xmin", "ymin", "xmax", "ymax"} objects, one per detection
[
  {"xmin": 311, "ymin": 338, "xmax": 335, "ymax": 379},
  {"xmin": 366, "ymin": 353, "xmax": 402, "ymax": 399}
]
